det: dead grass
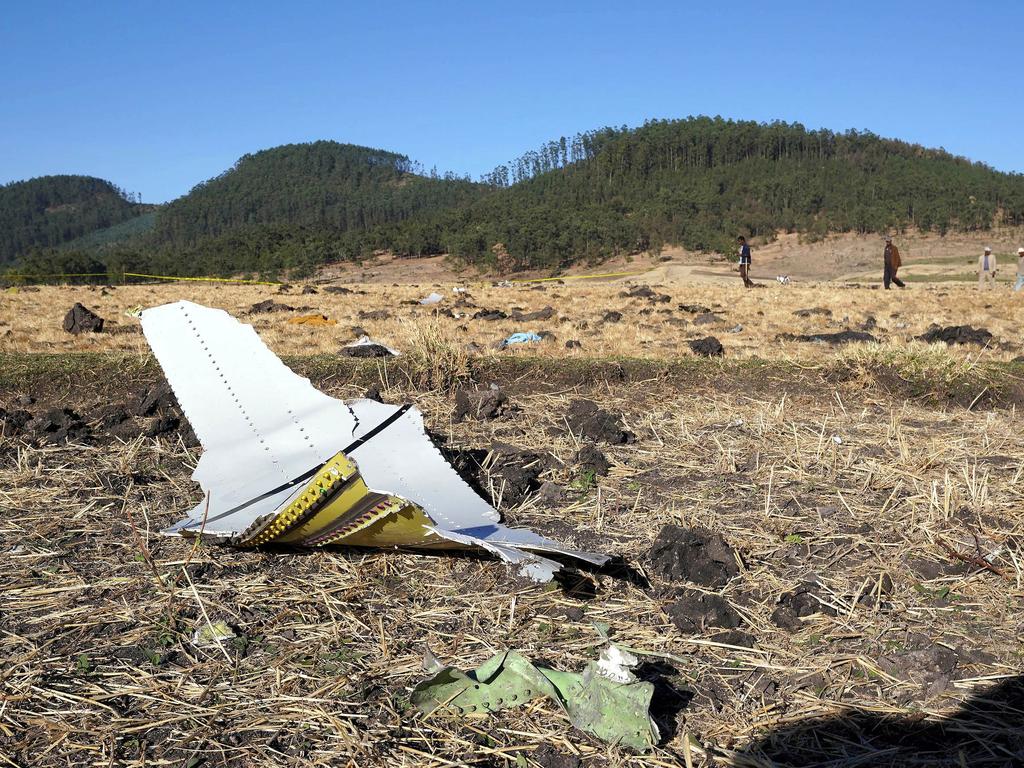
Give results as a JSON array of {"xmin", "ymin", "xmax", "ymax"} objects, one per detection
[{"xmin": 3, "ymin": 358, "xmax": 1024, "ymax": 766}]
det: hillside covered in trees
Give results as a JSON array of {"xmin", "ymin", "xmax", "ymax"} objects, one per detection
[
  {"xmin": 5, "ymin": 119, "xmax": 1024, "ymax": 279},
  {"xmin": 0, "ymin": 175, "xmax": 147, "ymax": 264}
]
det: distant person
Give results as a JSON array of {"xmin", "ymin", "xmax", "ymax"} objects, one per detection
[
  {"xmin": 737, "ymin": 236, "xmax": 753, "ymax": 288},
  {"xmin": 883, "ymin": 236, "xmax": 905, "ymax": 289},
  {"xmin": 978, "ymin": 246, "xmax": 997, "ymax": 289},
  {"xmin": 1015, "ymin": 247, "xmax": 1024, "ymax": 292}
]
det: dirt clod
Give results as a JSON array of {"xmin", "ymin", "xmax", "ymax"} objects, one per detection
[
  {"xmin": 62, "ymin": 303, "xmax": 104, "ymax": 334},
  {"xmin": 454, "ymin": 385, "xmax": 510, "ymax": 421},
  {"xmin": 689, "ymin": 336, "xmax": 724, "ymax": 357},
  {"xmin": 486, "ymin": 442, "xmax": 547, "ymax": 506},
  {"xmin": 34, "ymin": 408, "xmax": 90, "ymax": 444},
  {"xmin": 248, "ymin": 299, "xmax": 293, "ymax": 314},
  {"xmin": 647, "ymin": 525, "xmax": 739, "ymax": 588},
  {"xmin": 565, "ymin": 399, "xmax": 634, "ymax": 444},
  {"xmin": 339, "ymin": 343, "xmax": 393, "ymax": 358},
  {"xmin": 575, "ymin": 442, "xmax": 609, "ymax": 476},
  {"xmin": 770, "ymin": 583, "xmax": 837, "ymax": 630},
  {"xmin": 602, "ymin": 310, "xmax": 623, "ymax": 323},
  {"xmin": 779, "ymin": 330, "xmax": 878, "ymax": 345},
  {"xmin": 917, "ymin": 324, "xmax": 993, "ymax": 346},
  {"xmin": 665, "ymin": 588, "xmax": 741, "ymax": 633}
]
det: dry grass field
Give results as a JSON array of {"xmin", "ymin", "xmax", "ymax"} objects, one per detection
[{"xmin": 3, "ymin": 269, "xmax": 1024, "ymax": 767}]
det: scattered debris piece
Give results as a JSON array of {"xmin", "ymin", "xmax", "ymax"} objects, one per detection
[
  {"xmin": 501, "ymin": 331, "xmax": 542, "ymax": 347},
  {"xmin": 412, "ymin": 645, "xmax": 659, "ymax": 751},
  {"xmin": 192, "ymin": 620, "xmax": 235, "ymax": 647},
  {"xmin": 647, "ymin": 525, "xmax": 739, "ymax": 588},
  {"xmin": 287, "ymin": 313, "xmax": 337, "ymax": 326},
  {"xmin": 565, "ymin": 399, "xmax": 634, "ymax": 444},
  {"xmin": 62, "ymin": 303, "xmax": 104, "ymax": 334},
  {"xmin": 689, "ymin": 336, "xmax": 724, "ymax": 357},
  {"xmin": 419, "ymin": 292, "xmax": 443, "ymax": 305},
  {"xmin": 454, "ymin": 385, "xmax": 510, "ymax": 421},
  {"xmin": 727, "ymin": 324, "xmax": 743, "ymax": 333},
  {"xmin": 340, "ymin": 335, "xmax": 399, "ymax": 358},
  {"xmin": 778, "ymin": 330, "xmax": 878, "ymax": 345},
  {"xmin": 776, "ymin": 275, "xmax": 791, "ymax": 284},
  {"xmin": 248, "ymin": 299, "xmax": 293, "ymax": 314},
  {"xmin": 917, "ymin": 324, "xmax": 993, "ymax": 346},
  {"xmin": 124, "ymin": 305, "xmax": 144, "ymax": 318},
  {"xmin": 140, "ymin": 301, "xmax": 608, "ymax": 582}
]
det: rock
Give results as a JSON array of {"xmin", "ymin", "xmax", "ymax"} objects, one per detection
[
  {"xmin": 575, "ymin": 442, "xmax": 609, "ymax": 476},
  {"xmin": 917, "ymin": 324, "xmax": 993, "ymax": 346},
  {"xmin": 248, "ymin": 299, "xmax": 293, "ymax": 314},
  {"xmin": 454, "ymin": 385, "xmax": 510, "ymax": 421},
  {"xmin": 62, "ymin": 303, "xmax": 104, "ymax": 334},
  {"xmin": 602, "ymin": 310, "xmax": 623, "ymax": 323},
  {"xmin": 647, "ymin": 525, "xmax": 739, "ymax": 588},
  {"xmin": 779, "ymin": 330, "xmax": 878, "ymax": 345},
  {"xmin": 689, "ymin": 336, "xmax": 724, "ymax": 357},
  {"xmin": 564, "ymin": 399, "xmax": 634, "ymax": 444},
  {"xmin": 665, "ymin": 588, "xmax": 741, "ymax": 633},
  {"xmin": 770, "ymin": 583, "xmax": 837, "ymax": 630}
]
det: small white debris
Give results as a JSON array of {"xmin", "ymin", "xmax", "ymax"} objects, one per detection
[
  {"xmin": 192, "ymin": 620, "xmax": 235, "ymax": 647},
  {"xmin": 596, "ymin": 644, "xmax": 640, "ymax": 683}
]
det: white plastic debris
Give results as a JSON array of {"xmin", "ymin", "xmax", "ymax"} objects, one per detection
[
  {"xmin": 596, "ymin": 644, "xmax": 640, "ymax": 683},
  {"xmin": 419, "ymin": 292, "xmax": 443, "ymax": 305}
]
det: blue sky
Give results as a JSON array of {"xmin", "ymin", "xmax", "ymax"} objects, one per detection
[{"xmin": 2, "ymin": 0, "xmax": 1021, "ymax": 203}]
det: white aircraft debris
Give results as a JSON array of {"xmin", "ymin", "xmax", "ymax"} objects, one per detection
[{"xmin": 141, "ymin": 301, "xmax": 609, "ymax": 581}]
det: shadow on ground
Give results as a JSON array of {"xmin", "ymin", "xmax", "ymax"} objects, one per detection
[{"xmin": 732, "ymin": 675, "xmax": 1024, "ymax": 767}]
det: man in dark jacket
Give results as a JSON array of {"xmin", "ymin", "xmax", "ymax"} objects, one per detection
[
  {"xmin": 737, "ymin": 236, "xmax": 754, "ymax": 288},
  {"xmin": 883, "ymin": 236, "xmax": 905, "ymax": 289}
]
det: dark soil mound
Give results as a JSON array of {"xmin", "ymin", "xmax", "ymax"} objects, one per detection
[
  {"xmin": 564, "ymin": 399, "xmax": 634, "ymax": 444},
  {"xmin": 248, "ymin": 299, "xmax": 293, "ymax": 314},
  {"xmin": 34, "ymin": 408, "xmax": 90, "ymax": 444},
  {"xmin": 340, "ymin": 343, "xmax": 394, "ymax": 358},
  {"xmin": 693, "ymin": 312, "xmax": 721, "ymax": 326},
  {"xmin": 575, "ymin": 442, "xmax": 609, "ymax": 476},
  {"xmin": 779, "ymin": 330, "xmax": 878, "ymax": 345},
  {"xmin": 689, "ymin": 336, "xmax": 724, "ymax": 357},
  {"xmin": 0, "ymin": 408, "xmax": 33, "ymax": 433},
  {"xmin": 793, "ymin": 307, "xmax": 832, "ymax": 318},
  {"xmin": 486, "ymin": 442, "xmax": 548, "ymax": 506},
  {"xmin": 454, "ymin": 385, "xmax": 510, "ymax": 421},
  {"xmin": 770, "ymin": 583, "xmax": 838, "ymax": 630},
  {"xmin": 510, "ymin": 306, "xmax": 555, "ymax": 322},
  {"xmin": 647, "ymin": 525, "xmax": 739, "ymax": 588},
  {"xmin": 357, "ymin": 309, "xmax": 390, "ymax": 321},
  {"xmin": 323, "ymin": 286, "xmax": 354, "ymax": 295},
  {"xmin": 473, "ymin": 309, "xmax": 508, "ymax": 321},
  {"xmin": 602, "ymin": 310, "xmax": 623, "ymax": 323},
  {"xmin": 917, "ymin": 324, "xmax": 993, "ymax": 346},
  {"xmin": 665, "ymin": 588, "xmax": 741, "ymax": 633},
  {"xmin": 565, "ymin": 340, "xmax": 582, "ymax": 349},
  {"xmin": 62, "ymin": 303, "xmax": 104, "ymax": 334},
  {"xmin": 678, "ymin": 304, "xmax": 712, "ymax": 314}
]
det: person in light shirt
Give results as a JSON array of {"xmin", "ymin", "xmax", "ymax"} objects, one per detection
[
  {"xmin": 1014, "ymin": 247, "xmax": 1024, "ymax": 292},
  {"xmin": 978, "ymin": 246, "xmax": 997, "ymax": 289}
]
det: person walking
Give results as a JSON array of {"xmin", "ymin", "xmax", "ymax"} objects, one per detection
[
  {"xmin": 737, "ymin": 236, "xmax": 754, "ymax": 288},
  {"xmin": 883, "ymin": 236, "xmax": 905, "ymax": 289},
  {"xmin": 978, "ymin": 246, "xmax": 998, "ymax": 289},
  {"xmin": 1014, "ymin": 248, "xmax": 1024, "ymax": 292}
]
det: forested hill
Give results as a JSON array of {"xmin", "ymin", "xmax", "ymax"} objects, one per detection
[
  {"xmin": 6, "ymin": 119, "xmax": 1024, "ymax": 279},
  {"xmin": 153, "ymin": 141, "xmax": 485, "ymax": 246},
  {"xmin": 363, "ymin": 118, "xmax": 1024, "ymax": 270},
  {"xmin": 0, "ymin": 175, "xmax": 145, "ymax": 264}
]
